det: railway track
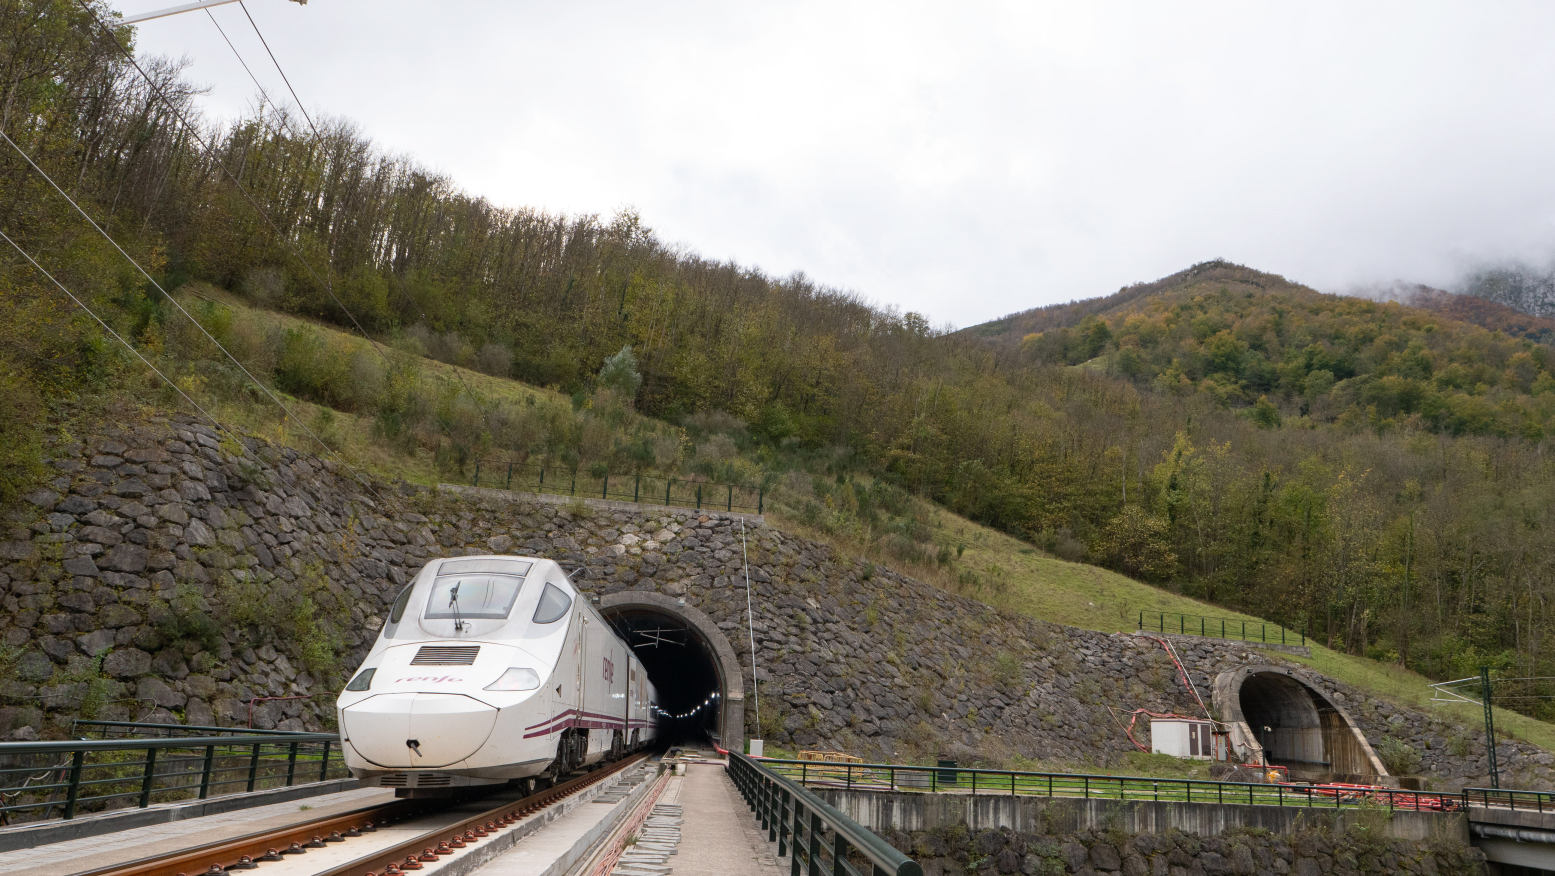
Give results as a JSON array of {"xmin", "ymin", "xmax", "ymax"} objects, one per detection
[{"xmin": 77, "ymin": 752, "xmax": 652, "ymax": 876}]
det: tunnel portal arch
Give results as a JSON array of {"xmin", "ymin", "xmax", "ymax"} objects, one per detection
[
  {"xmin": 599, "ymin": 591, "xmax": 746, "ymax": 752},
  {"xmin": 1212, "ymin": 666, "xmax": 1386, "ymax": 782}
]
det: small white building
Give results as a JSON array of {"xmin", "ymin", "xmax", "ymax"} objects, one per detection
[{"xmin": 1151, "ymin": 717, "xmax": 1228, "ymax": 761}]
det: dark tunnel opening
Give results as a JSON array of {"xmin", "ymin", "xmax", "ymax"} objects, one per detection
[
  {"xmin": 603, "ymin": 607, "xmax": 723, "ymax": 745},
  {"xmin": 1237, "ymin": 671, "xmax": 1377, "ymax": 781}
]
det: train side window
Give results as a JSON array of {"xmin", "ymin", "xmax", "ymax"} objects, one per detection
[
  {"xmin": 389, "ymin": 584, "xmax": 414, "ymax": 625},
  {"xmin": 533, "ymin": 582, "xmax": 572, "ymax": 624}
]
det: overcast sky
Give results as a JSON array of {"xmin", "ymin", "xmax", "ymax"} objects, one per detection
[{"xmin": 126, "ymin": 1, "xmax": 1555, "ymax": 327}]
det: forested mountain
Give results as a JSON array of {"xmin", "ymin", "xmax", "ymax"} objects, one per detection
[
  {"xmin": 8, "ymin": 0, "xmax": 1555, "ymax": 717},
  {"xmin": 1460, "ymin": 264, "xmax": 1555, "ymax": 320},
  {"xmin": 1406, "ymin": 284, "xmax": 1555, "ymax": 346}
]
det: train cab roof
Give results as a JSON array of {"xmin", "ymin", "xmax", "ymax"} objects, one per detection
[{"xmin": 372, "ymin": 556, "xmax": 595, "ymax": 661}]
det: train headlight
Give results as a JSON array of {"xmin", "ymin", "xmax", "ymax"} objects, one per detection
[
  {"xmin": 345, "ymin": 668, "xmax": 375, "ymax": 691},
  {"xmin": 484, "ymin": 667, "xmax": 542, "ymax": 691}
]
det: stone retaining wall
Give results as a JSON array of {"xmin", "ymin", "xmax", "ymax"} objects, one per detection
[
  {"xmin": 0, "ymin": 412, "xmax": 1547, "ymax": 791},
  {"xmin": 884, "ymin": 824, "xmax": 1485, "ymax": 876}
]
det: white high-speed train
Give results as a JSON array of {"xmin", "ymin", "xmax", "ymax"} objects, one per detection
[{"xmin": 335, "ymin": 555, "xmax": 657, "ymax": 795}]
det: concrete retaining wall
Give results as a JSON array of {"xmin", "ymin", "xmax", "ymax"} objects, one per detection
[{"xmin": 816, "ymin": 789, "xmax": 1468, "ymax": 844}]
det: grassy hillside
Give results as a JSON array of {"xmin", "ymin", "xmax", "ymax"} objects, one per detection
[
  {"xmin": 12, "ymin": 274, "xmax": 1550, "ymax": 760},
  {"xmin": 807, "ymin": 499, "xmax": 1555, "ymax": 755}
]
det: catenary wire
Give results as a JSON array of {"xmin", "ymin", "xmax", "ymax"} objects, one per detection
[{"xmin": 0, "ymin": 130, "xmax": 384, "ymax": 504}]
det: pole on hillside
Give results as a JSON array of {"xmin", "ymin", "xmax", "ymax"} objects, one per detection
[{"xmin": 1482, "ymin": 667, "xmax": 1500, "ymax": 789}]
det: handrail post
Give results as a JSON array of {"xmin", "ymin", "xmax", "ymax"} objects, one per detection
[
  {"xmin": 286, "ymin": 741, "xmax": 299, "ymax": 785},
  {"xmin": 832, "ymin": 831, "xmax": 847, "ymax": 876},
  {"xmin": 777, "ymin": 788, "xmax": 789, "ymax": 852},
  {"xmin": 139, "ymin": 746, "xmax": 159, "ymax": 808},
  {"xmin": 199, "ymin": 745, "xmax": 215, "ymax": 799},
  {"xmin": 319, "ymin": 739, "xmax": 332, "ymax": 781},
  {"xmin": 809, "ymin": 811, "xmax": 823, "ymax": 876},
  {"xmin": 247, "ymin": 742, "xmax": 262, "ymax": 792},
  {"xmin": 63, "ymin": 749, "xmax": 86, "ymax": 820}
]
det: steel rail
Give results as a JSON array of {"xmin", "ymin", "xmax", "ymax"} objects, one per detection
[
  {"xmin": 315, "ymin": 751, "xmax": 653, "ymax": 876},
  {"xmin": 73, "ymin": 798, "xmax": 421, "ymax": 876},
  {"xmin": 76, "ymin": 752, "xmax": 651, "ymax": 876}
]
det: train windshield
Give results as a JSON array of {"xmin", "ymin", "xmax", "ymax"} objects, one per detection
[{"xmin": 423, "ymin": 573, "xmax": 528, "ymax": 620}]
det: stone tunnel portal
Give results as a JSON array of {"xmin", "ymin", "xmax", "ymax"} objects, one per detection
[
  {"xmin": 1216, "ymin": 667, "xmax": 1386, "ymax": 783},
  {"xmin": 599, "ymin": 591, "xmax": 745, "ymax": 751}
]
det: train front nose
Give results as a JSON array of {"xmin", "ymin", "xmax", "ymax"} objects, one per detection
[{"xmin": 342, "ymin": 693, "xmax": 498, "ymax": 768}]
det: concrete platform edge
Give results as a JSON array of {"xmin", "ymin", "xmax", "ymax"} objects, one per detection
[
  {"xmin": 436, "ymin": 761, "xmax": 662, "ymax": 876},
  {"xmin": 0, "ymin": 778, "xmax": 362, "ymax": 853}
]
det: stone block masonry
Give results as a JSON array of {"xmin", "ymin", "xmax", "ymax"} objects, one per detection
[
  {"xmin": 0, "ymin": 411, "xmax": 1547, "ymax": 792},
  {"xmin": 882, "ymin": 823, "xmax": 1486, "ymax": 876}
]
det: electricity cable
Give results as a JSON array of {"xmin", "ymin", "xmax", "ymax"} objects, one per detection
[
  {"xmin": 0, "ymin": 228, "xmax": 232, "ymax": 440},
  {"xmin": 76, "ymin": 0, "xmax": 394, "ymax": 373},
  {"xmin": 205, "ymin": 7, "xmax": 285, "ymax": 119},
  {"xmin": 87, "ymin": 0, "xmax": 491, "ymax": 480},
  {"xmin": 0, "ymin": 129, "xmax": 384, "ymax": 503},
  {"xmin": 239, "ymin": 0, "xmax": 322, "ymax": 142},
  {"xmin": 210, "ymin": 1, "xmax": 494, "ymax": 438},
  {"xmin": 0, "ymin": 228, "xmax": 297, "ymax": 494},
  {"xmin": 219, "ymin": 0, "xmax": 491, "ymax": 432}
]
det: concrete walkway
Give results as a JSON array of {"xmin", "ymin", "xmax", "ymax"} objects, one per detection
[
  {"xmin": 661, "ymin": 762, "xmax": 788, "ymax": 876},
  {"xmin": 0, "ymin": 786, "xmax": 395, "ymax": 876}
]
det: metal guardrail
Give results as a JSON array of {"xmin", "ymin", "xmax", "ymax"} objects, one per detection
[
  {"xmin": 728, "ymin": 752, "xmax": 922, "ymax": 876},
  {"xmin": 1139, "ymin": 611, "xmax": 1305, "ymax": 646},
  {"xmin": 1466, "ymin": 788, "xmax": 1555, "ymax": 812},
  {"xmin": 471, "ymin": 460, "xmax": 765, "ymax": 514},
  {"xmin": 0, "ymin": 733, "xmax": 345, "ymax": 824},
  {"xmin": 759, "ymin": 759, "xmax": 1460, "ymax": 813},
  {"xmin": 71, "ymin": 719, "xmax": 317, "ymax": 738}
]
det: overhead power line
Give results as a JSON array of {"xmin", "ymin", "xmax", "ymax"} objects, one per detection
[
  {"xmin": 76, "ymin": 0, "xmax": 394, "ymax": 373},
  {"xmin": 238, "ymin": 0, "xmax": 322, "ymax": 141},
  {"xmin": 205, "ymin": 7, "xmax": 284, "ymax": 117},
  {"xmin": 0, "ymin": 130, "xmax": 383, "ymax": 504},
  {"xmin": 0, "ymin": 228, "xmax": 297, "ymax": 495},
  {"xmin": 140, "ymin": 0, "xmax": 496, "ymax": 433}
]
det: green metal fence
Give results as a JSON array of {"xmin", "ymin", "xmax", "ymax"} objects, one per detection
[
  {"xmin": 1464, "ymin": 787, "xmax": 1555, "ymax": 812},
  {"xmin": 70, "ymin": 719, "xmax": 317, "ymax": 739},
  {"xmin": 728, "ymin": 752, "xmax": 922, "ymax": 876},
  {"xmin": 1138, "ymin": 611, "xmax": 1305, "ymax": 646},
  {"xmin": 759, "ymin": 758, "xmax": 1461, "ymax": 813},
  {"xmin": 470, "ymin": 460, "xmax": 764, "ymax": 514},
  {"xmin": 0, "ymin": 732, "xmax": 346, "ymax": 824}
]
